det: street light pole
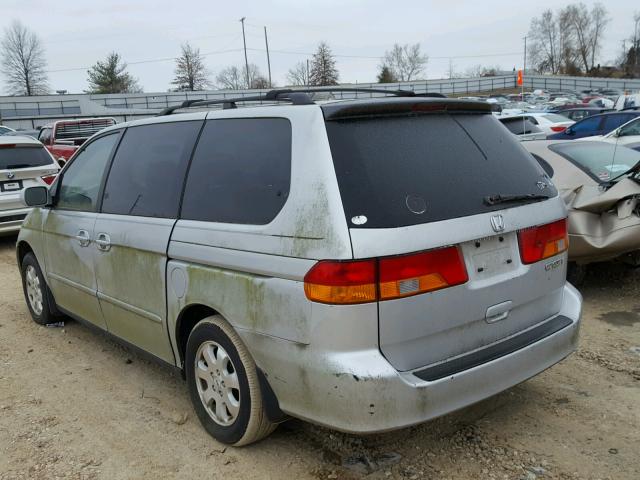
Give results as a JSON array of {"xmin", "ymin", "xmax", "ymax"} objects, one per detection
[{"xmin": 240, "ymin": 17, "xmax": 250, "ymax": 89}]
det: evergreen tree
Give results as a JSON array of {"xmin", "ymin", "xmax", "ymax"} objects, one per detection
[
  {"xmin": 86, "ymin": 52, "xmax": 141, "ymax": 94},
  {"xmin": 377, "ymin": 65, "xmax": 397, "ymax": 83},
  {"xmin": 309, "ymin": 42, "xmax": 339, "ymax": 86}
]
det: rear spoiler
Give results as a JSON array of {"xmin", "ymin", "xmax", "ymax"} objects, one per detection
[{"xmin": 322, "ymin": 98, "xmax": 492, "ymax": 121}]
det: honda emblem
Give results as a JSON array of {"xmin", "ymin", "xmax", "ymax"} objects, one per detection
[{"xmin": 490, "ymin": 214, "xmax": 505, "ymax": 233}]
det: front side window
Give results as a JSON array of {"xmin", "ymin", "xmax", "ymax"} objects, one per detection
[
  {"xmin": 56, "ymin": 133, "xmax": 119, "ymax": 211},
  {"xmin": 603, "ymin": 115, "xmax": 634, "ymax": 131},
  {"xmin": 619, "ymin": 118, "xmax": 640, "ymax": 137},
  {"xmin": 181, "ymin": 118, "xmax": 291, "ymax": 225},
  {"xmin": 101, "ymin": 121, "xmax": 202, "ymax": 218}
]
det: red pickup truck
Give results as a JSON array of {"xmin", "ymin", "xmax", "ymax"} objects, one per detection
[{"xmin": 37, "ymin": 117, "xmax": 116, "ymax": 163}]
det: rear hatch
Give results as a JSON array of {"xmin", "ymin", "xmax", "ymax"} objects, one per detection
[
  {"xmin": 323, "ymin": 99, "xmax": 567, "ymax": 372},
  {"xmin": 0, "ymin": 143, "xmax": 57, "ymax": 212}
]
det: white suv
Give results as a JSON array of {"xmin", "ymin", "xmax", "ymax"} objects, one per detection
[{"xmin": 0, "ymin": 135, "xmax": 59, "ymax": 235}]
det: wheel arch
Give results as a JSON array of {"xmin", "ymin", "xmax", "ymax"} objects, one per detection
[
  {"xmin": 175, "ymin": 303, "xmax": 220, "ymax": 366},
  {"xmin": 16, "ymin": 240, "xmax": 34, "ymax": 266}
]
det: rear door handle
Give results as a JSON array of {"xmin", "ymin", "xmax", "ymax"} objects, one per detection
[
  {"xmin": 75, "ymin": 230, "xmax": 91, "ymax": 247},
  {"xmin": 485, "ymin": 300, "xmax": 512, "ymax": 324},
  {"xmin": 95, "ymin": 232, "xmax": 111, "ymax": 252}
]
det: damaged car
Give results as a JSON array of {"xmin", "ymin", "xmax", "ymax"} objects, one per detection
[{"xmin": 524, "ymin": 140, "xmax": 640, "ymax": 283}]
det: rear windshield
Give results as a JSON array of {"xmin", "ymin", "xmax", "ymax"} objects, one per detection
[
  {"xmin": 325, "ymin": 113, "xmax": 556, "ymax": 228},
  {"xmin": 0, "ymin": 145, "xmax": 52, "ymax": 170},
  {"xmin": 543, "ymin": 114, "xmax": 571, "ymax": 123},
  {"xmin": 549, "ymin": 142, "xmax": 640, "ymax": 182},
  {"xmin": 500, "ymin": 117, "xmax": 542, "ymax": 135}
]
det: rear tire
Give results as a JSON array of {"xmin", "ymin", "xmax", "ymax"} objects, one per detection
[
  {"xmin": 185, "ymin": 315, "xmax": 276, "ymax": 446},
  {"xmin": 20, "ymin": 252, "xmax": 60, "ymax": 325}
]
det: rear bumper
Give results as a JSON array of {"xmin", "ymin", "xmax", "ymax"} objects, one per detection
[
  {"xmin": 248, "ymin": 283, "xmax": 581, "ymax": 433},
  {"xmin": 0, "ymin": 207, "xmax": 30, "ymax": 235}
]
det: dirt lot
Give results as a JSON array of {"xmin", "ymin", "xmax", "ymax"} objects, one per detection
[{"xmin": 0, "ymin": 235, "xmax": 639, "ymax": 480}]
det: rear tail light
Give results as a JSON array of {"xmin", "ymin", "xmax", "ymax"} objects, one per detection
[
  {"xmin": 303, "ymin": 259, "xmax": 377, "ymax": 305},
  {"xmin": 304, "ymin": 246, "xmax": 468, "ymax": 305},
  {"xmin": 41, "ymin": 175, "xmax": 57, "ymax": 185},
  {"xmin": 518, "ymin": 218, "xmax": 568, "ymax": 264},
  {"xmin": 379, "ymin": 247, "xmax": 468, "ymax": 300},
  {"xmin": 550, "ymin": 126, "xmax": 567, "ymax": 132}
]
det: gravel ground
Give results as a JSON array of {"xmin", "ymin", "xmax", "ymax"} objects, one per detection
[{"xmin": 0, "ymin": 234, "xmax": 638, "ymax": 480}]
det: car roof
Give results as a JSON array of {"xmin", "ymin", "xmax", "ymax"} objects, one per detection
[
  {"xmin": 574, "ymin": 110, "xmax": 640, "ymax": 122},
  {"xmin": 0, "ymin": 135, "xmax": 42, "ymax": 146},
  {"xmin": 562, "ymin": 107, "xmax": 609, "ymax": 111},
  {"xmin": 99, "ymin": 96, "xmax": 492, "ymax": 133}
]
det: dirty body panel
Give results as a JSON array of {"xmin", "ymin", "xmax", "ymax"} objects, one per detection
[{"xmin": 167, "ymin": 106, "xmax": 352, "ymax": 359}]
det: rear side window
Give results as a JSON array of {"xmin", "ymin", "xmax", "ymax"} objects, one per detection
[
  {"xmin": 181, "ymin": 118, "xmax": 291, "ymax": 225},
  {"xmin": 0, "ymin": 144, "xmax": 52, "ymax": 170},
  {"xmin": 101, "ymin": 121, "xmax": 202, "ymax": 218},
  {"xmin": 572, "ymin": 116, "xmax": 601, "ymax": 133},
  {"xmin": 325, "ymin": 113, "xmax": 556, "ymax": 228},
  {"xmin": 38, "ymin": 128, "xmax": 52, "ymax": 144}
]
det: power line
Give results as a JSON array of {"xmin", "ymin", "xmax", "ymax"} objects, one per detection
[
  {"xmin": 46, "ymin": 48, "xmax": 244, "ymax": 73},
  {"xmin": 46, "ymin": 43, "xmax": 523, "ymax": 75},
  {"xmin": 246, "ymin": 47, "xmax": 522, "ymax": 60}
]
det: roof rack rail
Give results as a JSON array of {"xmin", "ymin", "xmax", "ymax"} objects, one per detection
[{"xmin": 157, "ymin": 87, "xmax": 436, "ymax": 116}]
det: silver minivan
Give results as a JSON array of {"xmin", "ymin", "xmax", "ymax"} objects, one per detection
[{"xmin": 17, "ymin": 90, "xmax": 582, "ymax": 446}]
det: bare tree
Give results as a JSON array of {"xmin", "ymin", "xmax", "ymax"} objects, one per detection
[
  {"xmin": 588, "ymin": 3, "xmax": 609, "ymax": 71},
  {"xmin": 564, "ymin": 2, "xmax": 609, "ymax": 73},
  {"xmin": 215, "ymin": 64, "xmax": 267, "ymax": 90},
  {"xmin": 172, "ymin": 43, "xmax": 210, "ymax": 91},
  {"xmin": 1, "ymin": 21, "xmax": 49, "ymax": 95},
  {"xmin": 215, "ymin": 66, "xmax": 244, "ymax": 90},
  {"xmin": 529, "ymin": 10, "xmax": 561, "ymax": 74},
  {"xmin": 287, "ymin": 61, "xmax": 310, "ymax": 86},
  {"xmin": 464, "ymin": 64, "xmax": 501, "ymax": 77},
  {"xmin": 309, "ymin": 42, "xmax": 339, "ymax": 86},
  {"xmin": 383, "ymin": 43, "xmax": 427, "ymax": 82}
]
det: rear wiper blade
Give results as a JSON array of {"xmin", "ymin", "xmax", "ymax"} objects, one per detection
[
  {"xmin": 484, "ymin": 193, "xmax": 551, "ymax": 206},
  {"xmin": 606, "ymin": 159, "xmax": 640, "ymax": 185}
]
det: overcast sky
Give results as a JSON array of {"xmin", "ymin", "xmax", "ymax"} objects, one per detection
[{"xmin": 0, "ymin": 0, "xmax": 637, "ymax": 95}]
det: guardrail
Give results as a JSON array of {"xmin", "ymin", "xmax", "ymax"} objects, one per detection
[{"xmin": 1, "ymin": 74, "xmax": 638, "ymax": 125}]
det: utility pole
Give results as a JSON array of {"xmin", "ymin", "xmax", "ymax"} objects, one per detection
[
  {"xmin": 264, "ymin": 26, "xmax": 272, "ymax": 88},
  {"xmin": 239, "ymin": 17, "xmax": 250, "ymax": 89},
  {"xmin": 634, "ymin": 13, "xmax": 640, "ymax": 76},
  {"xmin": 523, "ymin": 36, "xmax": 527, "ymax": 76},
  {"xmin": 306, "ymin": 59, "xmax": 310, "ymax": 86}
]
